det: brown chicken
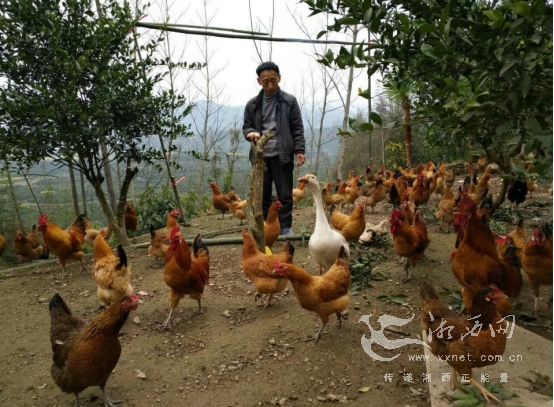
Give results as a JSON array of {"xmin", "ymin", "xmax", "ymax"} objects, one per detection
[
  {"xmin": 344, "ymin": 176, "xmax": 361, "ymax": 205},
  {"xmin": 411, "ymin": 174, "xmax": 431, "ymax": 207},
  {"xmin": 363, "ymin": 178, "xmax": 387, "ymax": 212},
  {"xmin": 264, "ymin": 200, "xmax": 282, "ymax": 249},
  {"xmin": 402, "ymin": 200, "xmax": 415, "ymax": 226},
  {"xmin": 124, "ymin": 202, "xmax": 138, "ymax": 234},
  {"xmin": 272, "ymin": 246, "xmax": 350, "ymax": 342},
  {"xmin": 396, "ymin": 177, "xmax": 413, "ymax": 203},
  {"xmin": 14, "ymin": 225, "xmax": 44, "ymax": 262},
  {"xmin": 522, "ymin": 226, "xmax": 553, "ymax": 317},
  {"xmin": 83, "ymin": 217, "xmax": 113, "ymax": 245},
  {"xmin": 148, "ymin": 210, "xmax": 180, "ymax": 266},
  {"xmin": 241, "ymin": 230, "xmax": 295, "ymax": 307},
  {"xmin": 390, "ymin": 208, "xmax": 429, "ymax": 282},
  {"xmin": 330, "ymin": 202, "xmax": 365, "ymax": 242},
  {"xmin": 435, "ymin": 187, "xmax": 456, "ymax": 233},
  {"xmin": 209, "ymin": 182, "xmax": 233, "ymax": 219},
  {"xmin": 527, "ymin": 177, "xmax": 538, "ymax": 198},
  {"xmin": 93, "ymin": 231, "xmax": 133, "ymax": 307},
  {"xmin": 162, "ymin": 226, "xmax": 210, "ymax": 329},
  {"xmin": 0, "ymin": 232, "xmax": 5, "ymax": 257},
  {"xmin": 473, "ymin": 172, "xmax": 490, "ymax": 199},
  {"xmin": 322, "ymin": 181, "xmax": 334, "ymax": 210},
  {"xmin": 38, "ymin": 214, "xmax": 87, "ymax": 277},
  {"xmin": 452, "ymin": 195, "xmax": 523, "ymax": 316},
  {"xmin": 292, "ymin": 181, "xmax": 307, "ymax": 207},
  {"xmin": 49, "ymin": 293, "xmax": 138, "ymax": 407},
  {"xmin": 476, "ymin": 152, "xmax": 488, "ymax": 173},
  {"xmin": 420, "ymin": 283, "xmax": 509, "ymax": 403},
  {"xmin": 230, "ymin": 199, "xmax": 247, "ymax": 225},
  {"xmin": 331, "ymin": 182, "xmax": 348, "ymax": 206}
]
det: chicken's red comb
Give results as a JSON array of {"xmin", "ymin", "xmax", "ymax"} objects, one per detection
[
  {"xmin": 494, "ymin": 234, "xmax": 507, "ymax": 245},
  {"xmin": 170, "ymin": 225, "xmax": 181, "ymax": 239},
  {"xmin": 274, "ymin": 260, "xmax": 282, "ymax": 269},
  {"xmin": 38, "ymin": 214, "xmax": 48, "ymax": 224},
  {"xmin": 457, "ymin": 194, "xmax": 474, "ymax": 211},
  {"xmin": 390, "ymin": 208, "xmax": 402, "ymax": 223}
]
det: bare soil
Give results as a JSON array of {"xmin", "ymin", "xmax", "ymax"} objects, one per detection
[{"xmin": 0, "ymin": 176, "xmax": 551, "ymax": 407}]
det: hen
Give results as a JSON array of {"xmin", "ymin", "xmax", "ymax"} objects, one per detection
[
  {"xmin": 292, "ymin": 181, "xmax": 307, "ymax": 207},
  {"xmin": 344, "ymin": 176, "xmax": 361, "ymax": 206},
  {"xmin": 390, "ymin": 208, "xmax": 429, "ymax": 282},
  {"xmin": 38, "ymin": 214, "xmax": 87, "ymax": 277},
  {"xmin": 241, "ymin": 230, "xmax": 295, "ymax": 307},
  {"xmin": 83, "ymin": 217, "xmax": 112, "ymax": 246},
  {"xmin": 363, "ymin": 178, "xmax": 387, "ymax": 212},
  {"xmin": 124, "ymin": 202, "xmax": 138, "ymax": 235},
  {"xmin": 162, "ymin": 226, "xmax": 210, "ymax": 329},
  {"xmin": 273, "ymin": 246, "xmax": 350, "ymax": 342},
  {"xmin": 49, "ymin": 293, "xmax": 138, "ymax": 407},
  {"xmin": 14, "ymin": 225, "xmax": 44, "ymax": 262},
  {"xmin": 230, "ymin": 199, "xmax": 247, "ymax": 225},
  {"xmin": 148, "ymin": 210, "xmax": 180, "ymax": 267},
  {"xmin": 522, "ymin": 226, "xmax": 553, "ymax": 317},
  {"xmin": 209, "ymin": 182, "xmax": 233, "ymax": 219},
  {"xmin": 264, "ymin": 200, "xmax": 282, "ymax": 249},
  {"xmin": 93, "ymin": 232, "xmax": 133, "ymax": 307},
  {"xmin": 476, "ymin": 153, "xmax": 487, "ymax": 173},
  {"xmin": 420, "ymin": 283, "xmax": 509, "ymax": 403},
  {"xmin": 330, "ymin": 202, "xmax": 366, "ymax": 242},
  {"xmin": 507, "ymin": 177, "xmax": 528, "ymax": 212},
  {"xmin": 435, "ymin": 187, "xmax": 456, "ymax": 233}
]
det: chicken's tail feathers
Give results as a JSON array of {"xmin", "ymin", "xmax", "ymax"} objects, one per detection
[
  {"xmin": 420, "ymin": 283, "xmax": 439, "ymax": 302},
  {"xmin": 329, "ymin": 204, "xmax": 337, "ymax": 215},
  {"xmin": 75, "ymin": 214, "xmax": 88, "ymax": 232},
  {"xmin": 116, "ymin": 244, "xmax": 128, "ymax": 270},
  {"xmin": 149, "ymin": 224, "xmax": 156, "ymax": 238},
  {"xmin": 337, "ymin": 245, "xmax": 348, "ymax": 261},
  {"xmin": 31, "ymin": 224, "xmax": 37, "ymax": 233},
  {"xmin": 283, "ymin": 241, "xmax": 295, "ymax": 259},
  {"xmin": 49, "ymin": 293, "xmax": 71, "ymax": 315},
  {"xmin": 193, "ymin": 234, "xmax": 209, "ymax": 257}
]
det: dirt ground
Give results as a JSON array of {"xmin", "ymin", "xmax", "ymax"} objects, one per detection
[{"xmin": 0, "ymin": 176, "xmax": 552, "ymax": 407}]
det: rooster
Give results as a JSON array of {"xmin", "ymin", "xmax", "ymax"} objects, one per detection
[
  {"xmin": 38, "ymin": 214, "xmax": 87, "ymax": 277},
  {"xmin": 162, "ymin": 227, "xmax": 210, "ymax": 330}
]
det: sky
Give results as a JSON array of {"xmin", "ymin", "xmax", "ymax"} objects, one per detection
[{"xmin": 138, "ymin": 0, "xmax": 382, "ymax": 108}]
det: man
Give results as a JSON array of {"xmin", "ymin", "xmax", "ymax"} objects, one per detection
[{"xmin": 242, "ymin": 61, "xmax": 305, "ymax": 236}]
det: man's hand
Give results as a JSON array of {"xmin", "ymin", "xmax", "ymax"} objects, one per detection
[
  {"xmin": 246, "ymin": 132, "xmax": 261, "ymax": 141},
  {"xmin": 296, "ymin": 153, "xmax": 305, "ymax": 167}
]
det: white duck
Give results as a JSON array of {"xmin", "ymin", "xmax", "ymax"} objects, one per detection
[{"xmin": 298, "ymin": 174, "xmax": 350, "ymax": 274}]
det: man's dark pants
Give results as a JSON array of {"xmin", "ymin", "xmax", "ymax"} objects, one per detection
[{"xmin": 263, "ymin": 156, "xmax": 294, "ymax": 229}]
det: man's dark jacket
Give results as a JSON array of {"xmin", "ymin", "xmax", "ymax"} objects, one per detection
[{"xmin": 242, "ymin": 88, "xmax": 305, "ymax": 165}]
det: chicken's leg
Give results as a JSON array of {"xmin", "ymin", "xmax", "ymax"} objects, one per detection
[
  {"xmin": 162, "ymin": 308, "xmax": 174, "ymax": 330},
  {"xmin": 305, "ymin": 322, "xmax": 327, "ymax": 343},
  {"xmin": 402, "ymin": 263, "xmax": 412, "ymax": 283},
  {"xmin": 73, "ymin": 393, "xmax": 84, "ymax": 407},
  {"xmin": 336, "ymin": 311, "xmax": 348, "ymax": 328},
  {"xmin": 317, "ymin": 265, "xmax": 323, "ymax": 276},
  {"xmin": 469, "ymin": 378, "xmax": 501, "ymax": 404},
  {"xmin": 257, "ymin": 293, "xmax": 274, "ymax": 308},
  {"xmin": 80, "ymin": 259, "xmax": 88, "ymax": 273},
  {"xmin": 191, "ymin": 299, "xmax": 204, "ymax": 317},
  {"xmin": 101, "ymin": 386, "xmax": 121, "ymax": 407},
  {"xmin": 534, "ymin": 296, "xmax": 539, "ymax": 318}
]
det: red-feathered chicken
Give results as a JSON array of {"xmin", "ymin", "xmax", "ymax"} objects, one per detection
[
  {"xmin": 265, "ymin": 200, "xmax": 282, "ymax": 249},
  {"xmin": 522, "ymin": 226, "xmax": 553, "ymax": 317},
  {"xmin": 390, "ymin": 208, "xmax": 429, "ymax": 282},
  {"xmin": 38, "ymin": 214, "xmax": 87, "ymax": 277},
  {"xmin": 14, "ymin": 225, "xmax": 44, "ymax": 262},
  {"xmin": 209, "ymin": 182, "xmax": 233, "ymax": 219},
  {"xmin": 49, "ymin": 293, "xmax": 138, "ymax": 407},
  {"xmin": 124, "ymin": 202, "xmax": 138, "ymax": 235},
  {"xmin": 148, "ymin": 209, "xmax": 181, "ymax": 267},
  {"xmin": 420, "ymin": 283, "xmax": 509, "ymax": 403},
  {"xmin": 162, "ymin": 226, "xmax": 210, "ymax": 330}
]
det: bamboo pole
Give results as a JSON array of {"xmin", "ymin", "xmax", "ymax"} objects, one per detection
[
  {"xmin": 146, "ymin": 22, "xmax": 269, "ymax": 36},
  {"xmin": 135, "ymin": 22, "xmax": 367, "ymax": 46},
  {"xmin": 0, "ymin": 234, "xmax": 311, "ymax": 275}
]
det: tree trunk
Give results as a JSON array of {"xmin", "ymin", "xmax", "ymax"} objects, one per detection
[
  {"xmin": 401, "ymin": 94, "xmax": 413, "ymax": 168},
  {"xmin": 367, "ymin": 64, "xmax": 372, "ymax": 164},
  {"xmin": 93, "ymin": 181, "xmax": 130, "ymax": 246},
  {"xmin": 101, "ymin": 143, "xmax": 118, "ymax": 213},
  {"xmin": 246, "ymin": 132, "xmax": 274, "ymax": 252},
  {"xmin": 4, "ymin": 159, "xmax": 23, "ymax": 231},
  {"xmin": 23, "ymin": 171, "xmax": 42, "ymax": 213},
  {"xmin": 68, "ymin": 161, "xmax": 80, "ymax": 216},
  {"xmin": 79, "ymin": 157, "xmax": 88, "ymax": 215},
  {"xmin": 337, "ymin": 25, "xmax": 358, "ymax": 181}
]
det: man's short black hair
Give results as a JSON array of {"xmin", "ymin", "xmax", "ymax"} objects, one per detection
[{"xmin": 256, "ymin": 61, "xmax": 280, "ymax": 77}]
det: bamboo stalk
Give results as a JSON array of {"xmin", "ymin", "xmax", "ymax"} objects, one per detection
[
  {"xmin": 135, "ymin": 22, "xmax": 367, "ymax": 46},
  {"xmin": 146, "ymin": 22, "xmax": 269, "ymax": 36},
  {"xmin": 0, "ymin": 234, "xmax": 311, "ymax": 275}
]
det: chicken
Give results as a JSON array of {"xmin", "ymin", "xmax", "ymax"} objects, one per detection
[
  {"xmin": 527, "ymin": 177, "xmax": 538, "ymax": 198},
  {"xmin": 507, "ymin": 177, "xmax": 528, "ymax": 212},
  {"xmin": 522, "ymin": 226, "xmax": 553, "ymax": 317},
  {"xmin": 49, "ymin": 293, "xmax": 138, "ymax": 407},
  {"xmin": 359, "ymin": 220, "xmax": 388, "ymax": 243},
  {"xmin": 476, "ymin": 152, "xmax": 487, "ymax": 173},
  {"xmin": 148, "ymin": 210, "xmax": 180, "ymax": 266},
  {"xmin": 364, "ymin": 164, "xmax": 377, "ymax": 187},
  {"xmin": 241, "ymin": 230, "xmax": 295, "ymax": 307},
  {"xmin": 263, "ymin": 200, "xmax": 282, "ymax": 249},
  {"xmin": 436, "ymin": 186, "xmax": 456, "ymax": 233},
  {"xmin": 452, "ymin": 194, "xmax": 523, "ymax": 316},
  {"xmin": 209, "ymin": 182, "xmax": 233, "ymax": 219},
  {"xmin": 124, "ymin": 202, "xmax": 138, "ymax": 234},
  {"xmin": 162, "ymin": 227, "xmax": 210, "ymax": 329},
  {"xmin": 346, "ymin": 170, "xmax": 356, "ymax": 187},
  {"xmin": 272, "ymin": 246, "xmax": 350, "ymax": 342},
  {"xmin": 396, "ymin": 177, "xmax": 413, "ymax": 203},
  {"xmin": 496, "ymin": 218, "xmax": 527, "ymax": 258},
  {"xmin": 475, "ymin": 193, "xmax": 493, "ymax": 224},
  {"xmin": 38, "ymin": 214, "xmax": 87, "ymax": 277},
  {"xmin": 388, "ymin": 182, "xmax": 401, "ymax": 209},
  {"xmin": 82, "ymin": 217, "xmax": 113, "ymax": 246},
  {"xmin": 473, "ymin": 172, "xmax": 490, "ymax": 199},
  {"xmin": 229, "ymin": 199, "xmax": 246, "ymax": 225},
  {"xmin": 344, "ymin": 176, "xmax": 361, "ymax": 205},
  {"xmin": 389, "ymin": 208, "xmax": 429, "ymax": 282},
  {"xmin": 292, "ymin": 181, "xmax": 307, "ymax": 207},
  {"xmin": 401, "ymin": 200, "xmax": 415, "ymax": 226},
  {"xmin": 331, "ymin": 182, "xmax": 348, "ymax": 206},
  {"xmin": 14, "ymin": 225, "xmax": 43, "ymax": 262},
  {"xmin": 92, "ymin": 232, "xmax": 133, "ymax": 307},
  {"xmin": 443, "ymin": 165, "xmax": 455, "ymax": 188},
  {"xmin": 330, "ymin": 202, "xmax": 365, "ymax": 242},
  {"xmin": 420, "ymin": 283, "xmax": 509, "ymax": 403},
  {"xmin": 434, "ymin": 171, "xmax": 445, "ymax": 199},
  {"xmin": 0, "ymin": 232, "xmax": 5, "ymax": 257},
  {"xmin": 411, "ymin": 174, "xmax": 429, "ymax": 208},
  {"xmin": 363, "ymin": 178, "xmax": 387, "ymax": 212},
  {"xmin": 322, "ymin": 181, "xmax": 334, "ymax": 210}
]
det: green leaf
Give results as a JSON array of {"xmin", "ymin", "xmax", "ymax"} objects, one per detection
[
  {"xmin": 376, "ymin": 295, "xmax": 389, "ymax": 301},
  {"xmin": 524, "ymin": 118, "xmax": 541, "ymax": 134},
  {"xmin": 530, "ymin": 34, "xmax": 542, "ymax": 44},
  {"xmin": 360, "ymin": 122, "xmax": 374, "ymax": 132},
  {"xmin": 418, "ymin": 23, "xmax": 437, "ymax": 33},
  {"xmin": 398, "ymin": 13, "xmax": 410, "ymax": 27},
  {"xmin": 520, "ymin": 71, "xmax": 531, "ymax": 97},
  {"xmin": 484, "ymin": 10, "xmax": 503, "ymax": 21},
  {"xmin": 316, "ymin": 30, "xmax": 327, "ymax": 39},
  {"xmin": 370, "ymin": 112, "xmax": 382, "ymax": 125},
  {"xmin": 458, "ymin": 75, "xmax": 471, "ymax": 95},
  {"xmin": 500, "ymin": 60, "xmax": 517, "ymax": 76},
  {"xmin": 421, "ymin": 44, "xmax": 436, "ymax": 58},
  {"xmin": 512, "ymin": 1, "xmax": 532, "ymax": 16},
  {"xmin": 385, "ymin": 58, "xmax": 400, "ymax": 65}
]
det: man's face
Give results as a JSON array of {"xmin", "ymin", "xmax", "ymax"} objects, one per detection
[{"xmin": 257, "ymin": 70, "xmax": 281, "ymax": 96}]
